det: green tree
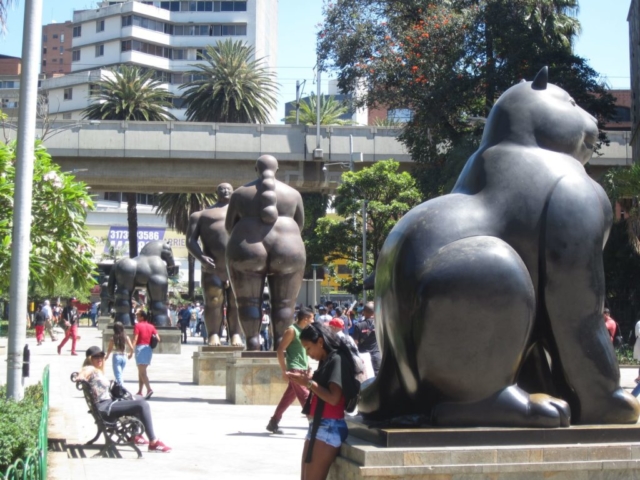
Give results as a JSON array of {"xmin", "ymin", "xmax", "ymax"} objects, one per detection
[
  {"xmin": 83, "ymin": 65, "xmax": 176, "ymax": 258},
  {"xmin": 318, "ymin": 0, "xmax": 614, "ymax": 199},
  {"xmin": 180, "ymin": 40, "xmax": 278, "ymax": 123},
  {"xmin": 0, "ymin": 141, "xmax": 96, "ymax": 295},
  {"xmin": 314, "ymin": 160, "xmax": 421, "ymax": 294},
  {"xmin": 602, "ymin": 164, "xmax": 640, "ymax": 254},
  {"xmin": 301, "ymin": 192, "xmax": 330, "ymax": 278},
  {"xmin": 155, "ymin": 193, "xmax": 217, "ymax": 298},
  {"xmin": 284, "ymin": 93, "xmax": 352, "ymax": 125}
]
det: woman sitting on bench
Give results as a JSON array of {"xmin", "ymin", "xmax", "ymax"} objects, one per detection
[{"xmin": 76, "ymin": 346, "xmax": 172, "ymax": 453}]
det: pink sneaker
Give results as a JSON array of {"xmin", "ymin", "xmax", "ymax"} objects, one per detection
[
  {"xmin": 133, "ymin": 435, "xmax": 149, "ymax": 445},
  {"xmin": 149, "ymin": 440, "xmax": 171, "ymax": 453}
]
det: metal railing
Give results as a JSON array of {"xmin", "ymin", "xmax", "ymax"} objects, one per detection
[{"xmin": 0, "ymin": 365, "xmax": 49, "ymax": 480}]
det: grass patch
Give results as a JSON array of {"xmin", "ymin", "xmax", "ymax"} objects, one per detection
[{"xmin": 617, "ymin": 345, "xmax": 640, "ymax": 366}]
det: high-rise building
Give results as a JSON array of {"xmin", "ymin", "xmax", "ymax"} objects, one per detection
[
  {"xmin": 41, "ymin": 0, "xmax": 278, "ymax": 120},
  {"xmin": 628, "ymin": 0, "xmax": 640, "ymax": 162},
  {"xmin": 41, "ymin": 21, "xmax": 74, "ymax": 77}
]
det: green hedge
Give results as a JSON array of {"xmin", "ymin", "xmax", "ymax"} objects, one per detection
[{"xmin": 0, "ymin": 384, "xmax": 43, "ymax": 472}]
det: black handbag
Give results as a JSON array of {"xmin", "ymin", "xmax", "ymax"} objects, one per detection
[
  {"xmin": 149, "ymin": 333, "xmax": 159, "ymax": 349},
  {"xmin": 110, "ymin": 381, "xmax": 133, "ymax": 401}
]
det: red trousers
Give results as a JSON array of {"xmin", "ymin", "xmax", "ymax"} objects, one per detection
[
  {"xmin": 272, "ymin": 369, "xmax": 310, "ymax": 423},
  {"xmin": 35, "ymin": 325, "xmax": 44, "ymax": 343},
  {"xmin": 58, "ymin": 324, "xmax": 78, "ymax": 354}
]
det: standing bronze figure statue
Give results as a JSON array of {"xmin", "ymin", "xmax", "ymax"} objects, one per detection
[
  {"xmin": 225, "ymin": 155, "xmax": 306, "ymax": 351},
  {"xmin": 186, "ymin": 183, "xmax": 242, "ymax": 346},
  {"xmin": 359, "ymin": 67, "xmax": 640, "ymax": 427}
]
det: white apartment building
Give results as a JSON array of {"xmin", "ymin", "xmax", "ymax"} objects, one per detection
[{"xmin": 41, "ymin": 0, "xmax": 278, "ymax": 121}]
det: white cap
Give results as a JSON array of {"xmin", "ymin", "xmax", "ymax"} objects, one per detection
[
  {"xmin": 44, "ymin": 300, "xmax": 50, "ymax": 305},
  {"xmin": 196, "ymin": 302, "xmax": 200, "ymax": 306}
]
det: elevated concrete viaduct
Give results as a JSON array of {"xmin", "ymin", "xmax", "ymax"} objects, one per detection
[{"xmin": 15, "ymin": 121, "xmax": 411, "ymax": 193}]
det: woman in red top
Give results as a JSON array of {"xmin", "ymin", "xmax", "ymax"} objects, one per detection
[
  {"xmin": 132, "ymin": 310, "xmax": 160, "ymax": 399},
  {"xmin": 288, "ymin": 323, "xmax": 357, "ymax": 480}
]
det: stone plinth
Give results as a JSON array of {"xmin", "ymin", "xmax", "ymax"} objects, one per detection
[
  {"xmin": 328, "ymin": 419, "xmax": 640, "ymax": 479},
  {"xmin": 102, "ymin": 326, "xmax": 181, "ymax": 354},
  {"xmin": 226, "ymin": 355, "xmax": 287, "ymax": 405},
  {"xmin": 97, "ymin": 316, "xmax": 113, "ymax": 332},
  {"xmin": 193, "ymin": 346, "xmax": 244, "ymax": 385}
]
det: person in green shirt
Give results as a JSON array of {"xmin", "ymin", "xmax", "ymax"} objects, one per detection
[{"xmin": 266, "ymin": 307, "xmax": 314, "ymax": 434}]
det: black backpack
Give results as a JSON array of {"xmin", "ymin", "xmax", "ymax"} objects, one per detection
[{"xmin": 338, "ymin": 350, "xmax": 362, "ymax": 414}]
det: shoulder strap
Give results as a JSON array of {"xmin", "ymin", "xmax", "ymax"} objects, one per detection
[{"xmin": 305, "ymin": 397, "xmax": 325, "ymax": 464}]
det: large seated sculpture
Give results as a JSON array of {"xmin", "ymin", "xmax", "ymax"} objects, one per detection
[
  {"xmin": 360, "ymin": 67, "xmax": 640, "ymax": 427},
  {"xmin": 108, "ymin": 240, "xmax": 176, "ymax": 327}
]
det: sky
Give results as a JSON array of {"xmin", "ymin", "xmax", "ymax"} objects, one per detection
[{"xmin": 0, "ymin": 0, "xmax": 632, "ymax": 122}]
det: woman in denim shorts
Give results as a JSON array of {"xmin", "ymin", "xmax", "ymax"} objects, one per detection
[{"xmin": 288, "ymin": 323, "xmax": 359, "ymax": 480}]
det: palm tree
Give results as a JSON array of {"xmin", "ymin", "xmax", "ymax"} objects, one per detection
[
  {"xmin": 82, "ymin": 66, "xmax": 176, "ymax": 121},
  {"xmin": 524, "ymin": 0, "xmax": 581, "ymax": 49},
  {"xmin": 180, "ymin": 39, "xmax": 278, "ymax": 123},
  {"xmin": 284, "ymin": 93, "xmax": 353, "ymax": 126},
  {"xmin": 0, "ymin": 0, "xmax": 12, "ymax": 29},
  {"xmin": 83, "ymin": 65, "xmax": 176, "ymax": 258},
  {"xmin": 155, "ymin": 193, "xmax": 217, "ymax": 298}
]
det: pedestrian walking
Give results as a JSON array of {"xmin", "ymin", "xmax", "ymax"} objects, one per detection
[
  {"xmin": 132, "ymin": 309, "xmax": 159, "ymax": 399},
  {"xmin": 41, "ymin": 299, "xmax": 57, "ymax": 341},
  {"xmin": 34, "ymin": 304, "xmax": 45, "ymax": 346},
  {"xmin": 260, "ymin": 306, "xmax": 271, "ymax": 351},
  {"xmin": 352, "ymin": 302, "xmax": 381, "ymax": 375},
  {"xmin": 57, "ymin": 297, "xmax": 79, "ymax": 356},
  {"xmin": 266, "ymin": 307, "xmax": 314, "ymax": 434},
  {"xmin": 105, "ymin": 321, "xmax": 135, "ymax": 385}
]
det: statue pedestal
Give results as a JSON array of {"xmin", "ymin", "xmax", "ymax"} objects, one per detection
[
  {"xmin": 97, "ymin": 316, "xmax": 113, "ymax": 332},
  {"xmin": 225, "ymin": 353, "xmax": 287, "ymax": 405},
  {"xmin": 192, "ymin": 346, "xmax": 245, "ymax": 385},
  {"xmin": 102, "ymin": 326, "xmax": 181, "ymax": 354},
  {"xmin": 328, "ymin": 418, "xmax": 640, "ymax": 479}
]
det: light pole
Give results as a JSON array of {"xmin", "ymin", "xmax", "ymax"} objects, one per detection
[{"xmin": 311, "ymin": 264, "xmax": 322, "ymax": 308}]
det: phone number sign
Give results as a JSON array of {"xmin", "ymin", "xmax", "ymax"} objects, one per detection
[{"xmin": 105, "ymin": 227, "xmax": 166, "ymax": 253}]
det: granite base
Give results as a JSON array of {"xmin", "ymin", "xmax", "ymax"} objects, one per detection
[
  {"xmin": 225, "ymin": 355, "xmax": 288, "ymax": 405},
  {"xmin": 193, "ymin": 346, "xmax": 245, "ymax": 385},
  {"xmin": 328, "ymin": 419, "xmax": 640, "ymax": 479}
]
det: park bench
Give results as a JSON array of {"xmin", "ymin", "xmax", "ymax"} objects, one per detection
[{"xmin": 72, "ymin": 374, "xmax": 145, "ymax": 458}]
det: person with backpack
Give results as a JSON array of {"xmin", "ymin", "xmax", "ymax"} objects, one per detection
[
  {"xmin": 57, "ymin": 297, "xmax": 79, "ymax": 356},
  {"xmin": 178, "ymin": 305, "xmax": 190, "ymax": 344},
  {"xmin": 288, "ymin": 322, "xmax": 361, "ymax": 480}
]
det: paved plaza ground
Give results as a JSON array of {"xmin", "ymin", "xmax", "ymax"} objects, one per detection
[
  {"xmin": 0, "ymin": 325, "xmax": 309, "ymax": 480},
  {"xmin": 1, "ymin": 324, "xmax": 640, "ymax": 480}
]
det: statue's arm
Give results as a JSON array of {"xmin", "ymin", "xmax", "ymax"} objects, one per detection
[
  {"xmin": 294, "ymin": 193, "xmax": 304, "ymax": 232},
  {"xmin": 225, "ymin": 194, "xmax": 240, "ymax": 235},
  {"xmin": 187, "ymin": 212, "xmax": 215, "ymax": 270}
]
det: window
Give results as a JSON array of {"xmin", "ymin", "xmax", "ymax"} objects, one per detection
[
  {"xmin": 59, "ymin": 46, "xmax": 64, "ymax": 54},
  {"xmin": 42, "ymin": 60, "xmax": 46, "ymax": 67},
  {"xmin": 387, "ymin": 108, "xmax": 413, "ymax": 123},
  {"xmin": 96, "ymin": 20, "xmax": 105, "ymax": 32},
  {"xmin": 72, "ymin": 50, "xmax": 80, "ymax": 62},
  {"xmin": 52, "ymin": 58, "xmax": 58, "ymax": 63},
  {"xmin": 72, "ymin": 25, "xmax": 81, "ymax": 37},
  {"xmin": 63, "ymin": 88, "xmax": 73, "ymax": 100},
  {"xmin": 52, "ymin": 46, "xmax": 58, "ymax": 50},
  {"xmin": 42, "ymin": 47, "xmax": 47, "ymax": 54},
  {"xmin": 62, "ymin": 112, "xmax": 72, "ymax": 119},
  {"xmin": 121, "ymin": 40, "xmax": 131, "ymax": 51},
  {"xmin": 52, "ymin": 34, "xmax": 58, "ymax": 39},
  {"xmin": 122, "ymin": 15, "xmax": 132, "ymax": 27},
  {"xmin": 171, "ymin": 97, "xmax": 186, "ymax": 109},
  {"xmin": 612, "ymin": 106, "xmax": 631, "ymax": 122},
  {"xmin": 42, "ymin": 34, "xmax": 48, "ymax": 43},
  {"xmin": 337, "ymin": 265, "xmax": 352, "ymax": 275},
  {"xmin": 95, "ymin": 44, "xmax": 104, "ymax": 57},
  {"xmin": 0, "ymin": 81, "xmax": 15, "ymax": 88},
  {"xmin": 59, "ymin": 59, "xmax": 63, "ymax": 65},
  {"xmin": 60, "ymin": 33, "xmax": 65, "ymax": 43}
]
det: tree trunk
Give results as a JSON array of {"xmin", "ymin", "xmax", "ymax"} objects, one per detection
[
  {"xmin": 126, "ymin": 192, "xmax": 138, "ymax": 258},
  {"xmin": 188, "ymin": 253, "xmax": 195, "ymax": 299}
]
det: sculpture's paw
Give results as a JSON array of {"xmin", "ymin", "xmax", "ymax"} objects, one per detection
[
  {"xmin": 528, "ymin": 394, "xmax": 571, "ymax": 428},
  {"xmin": 230, "ymin": 334, "xmax": 243, "ymax": 347},
  {"xmin": 580, "ymin": 388, "xmax": 640, "ymax": 425},
  {"xmin": 433, "ymin": 386, "xmax": 571, "ymax": 428},
  {"xmin": 209, "ymin": 334, "xmax": 221, "ymax": 346}
]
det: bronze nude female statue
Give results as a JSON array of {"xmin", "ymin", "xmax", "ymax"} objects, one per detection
[{"xmin": 225, "ymin": 155, "xmax": 306, "ymax": 351}]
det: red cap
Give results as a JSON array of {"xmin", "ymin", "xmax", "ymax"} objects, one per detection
[{"xmin": 328, "ymin": 317, "xmax": 344, "ymax": 329}]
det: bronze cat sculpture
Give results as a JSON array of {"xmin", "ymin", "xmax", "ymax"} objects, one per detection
[{"xmin": 360, "ymin": 67, "xmax": 640, "ymax": 427}]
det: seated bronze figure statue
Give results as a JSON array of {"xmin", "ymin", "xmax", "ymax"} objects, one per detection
[{"xmin": 359, "ymin": 67, "xmax": 640, "ymax": 427}]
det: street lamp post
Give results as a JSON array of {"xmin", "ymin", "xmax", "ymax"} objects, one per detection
[{"xmin": 311, "ymin": 264, "xmax": 322, "ymax": 308}]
